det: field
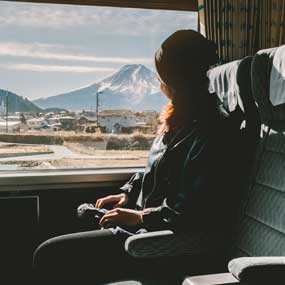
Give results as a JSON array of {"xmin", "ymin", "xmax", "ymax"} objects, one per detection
[
  {"xmin": 0, "ymin": 131, "xmax": 155, "ymax": 148},
  {"xmin": 48, "ymin": 155, "xmax": 148, "ymax": 169},
  {"xmin": 0, "ymin": 143, "xmax": 50, "ymax": 154},
  {"xmin": 0, "ymin": 131, "xmax": 153, "ymax": 170}
]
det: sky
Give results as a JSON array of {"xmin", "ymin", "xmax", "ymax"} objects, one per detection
[{"xmin": 0, "ymin": 1, "xmax": 197, "ymax": 100}]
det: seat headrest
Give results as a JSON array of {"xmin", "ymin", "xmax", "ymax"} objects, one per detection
[
  {"xmin": 270, "ymin": 46, "xmax": 285, "ymax": 106},
  {"xmin": 252, "ymin": 45, "xmax": 285, "ymax": 128},
  {"xmin": 208, "ymin": 57, "xmax": 254, "ymax": 115}
]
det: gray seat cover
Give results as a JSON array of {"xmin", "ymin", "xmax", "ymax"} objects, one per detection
[
  {"xmin": 232, "ymin": 46, "xmax": 285, "ymax": 258},
  {"xmin": 184, "ymin": 44, "xmax": 285, "ymax": 285}
]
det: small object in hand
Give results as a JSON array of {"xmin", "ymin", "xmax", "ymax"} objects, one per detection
[{"xmin": 77, "ymin": 203, "xmax": 108, "ymax": 220}]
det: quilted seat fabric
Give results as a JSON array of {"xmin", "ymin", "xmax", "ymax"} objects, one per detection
[
  {"xmin": 183, "ymin": 44, "xmax": 285, "ymax": 285},
  {"xmin": 232, "ymin": 46, "xmax": 285, "ymax": 259},
  {"xmin": 126, "ymin": 231, "xmax": 226, "ymax": 258}
]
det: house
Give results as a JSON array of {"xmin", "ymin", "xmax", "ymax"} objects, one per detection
[
  {"xmin": 59, "ymin": 116, "xmax": 77, "ymax": 131},
  {"xmin": 27, "ymin": 118, "xmax": 45, "ymax": 130},
  {"xmin": 21, "ymin": 113, "xmax": 36, "ymax": 120},
  {"xmin": 0, "ymin": 121, "xmax": 21, "ymax": 132},
  {"xmin": 46, "ymin": 116, "xmax": 60, "ymax": 125},
  {"xmin": 98, "ymin": 110, "xmax": 138, "ymax": 133},
  {"xmin": 121, "ymin": 121, "xmax": 152, "ymax": 134},
  {"xmin": 7, "ymin": 115, "xmax": 21, "ymax": 122},
  {"xmin": 77, "ymin": 116, "xmax": 97, "ymax": 125},
  {"xmin": 44, "ymin": 112, "xmax": 56, "ymax": 121},
  {"xmin": 42, "ymin": 123, "xmax": 61, "ymax": 132}
]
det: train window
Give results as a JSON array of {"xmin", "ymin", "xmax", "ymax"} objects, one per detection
[{"xmin": 0, "ymin": 1, "xmax": 197, "ymax": 171}]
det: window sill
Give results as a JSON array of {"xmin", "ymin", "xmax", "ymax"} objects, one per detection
[{"xmin": 0, "ymin": 167, "xmax": 144, "ymax": 192}]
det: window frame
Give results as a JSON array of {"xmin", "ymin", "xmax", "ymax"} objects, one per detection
[
  {"xmin": 0, "ymin": 167, "xmax": 143, "ymax": 191},
  {"xmin": 0, "ymin": 0, "xmax": 198, "ymax": 187},
  {"xmin": 10, "ymin": 0, "xmax": 198, "ymax": 11}
]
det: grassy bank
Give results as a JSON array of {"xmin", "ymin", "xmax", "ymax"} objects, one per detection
[{"xmin": 0, "ymin": 131, "xmax": 156, "ymax": 150}]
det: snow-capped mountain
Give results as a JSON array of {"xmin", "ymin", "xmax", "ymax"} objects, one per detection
[
  {"xmin": 34, "ymin": 64, "xmax": 168, "ymax": 112},
  {"xmin": 98, "ymin": 64, "xmax": 159, "ymax": 99}
]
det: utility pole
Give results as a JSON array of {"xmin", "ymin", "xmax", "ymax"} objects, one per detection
[
  {"xmin": 5, "ymin": 91, "xmax": 8, "ymax": 133},
  {"xmin": 96, "ymin": 91, "xmax": 103, "ymax": 127}
]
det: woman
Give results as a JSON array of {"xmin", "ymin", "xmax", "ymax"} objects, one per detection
[{"xmin": 33, "ymin": 30, "xmax": 241, "ymax": 282}]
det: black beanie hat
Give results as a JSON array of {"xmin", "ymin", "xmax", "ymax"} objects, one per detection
[{"xmin": 155, "ymin": 29, "xmax": 218, "ymax": 89}]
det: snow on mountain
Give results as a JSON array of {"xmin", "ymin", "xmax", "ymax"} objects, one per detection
[
  {"xmin": 98, "ymin": 64, "xmax": 159, "ymax": 100},
  {"xmin": 33, "ymin": 64, "xmax": 168, "ymax": 112}
]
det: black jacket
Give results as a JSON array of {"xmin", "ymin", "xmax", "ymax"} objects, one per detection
[{"xmin": 120, "ymin": 95, "xmax": 244, "ymax": 232}]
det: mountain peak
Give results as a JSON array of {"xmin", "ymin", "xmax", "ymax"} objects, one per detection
[
  {"xmin": 119, "ymin": 64, "xmax": 149, "ymax": 72},
  {"xmin": 107, "ymin": 64, "xmax": 155, "ymax": 79},
  {"xmin": 33, "ymin": 64, "xmax": 168, "ymax": 112},
  {"xmin": 97, "ymin": 64, "xmax": 159, "ymax": 97},
  {"xmin": 120, "ymin": 63, "xmax": 143, "ymax": 69}
]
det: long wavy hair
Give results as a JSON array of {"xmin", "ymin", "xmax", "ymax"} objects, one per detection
[{"xmin": 158, "ymin": 71, "xmax": 210, "ymax": 135}]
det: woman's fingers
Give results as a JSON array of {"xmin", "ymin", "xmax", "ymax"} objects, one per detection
[
  {"xmin": 95, "ymin": 195, "xmax": 117, "ymax": 208},
  {"xmin": 99, "ymin": 212, "xmax": 118, "ymax": 226},
  {"xmin": 101, "ymin": 220, "xmax": 114, "ymax": 228},
  {"xmin": 95, "ymin": 199, "xmax": 101, "ymax": 208},
  {"xmin": 113, "ymin": 194, "xmax": 128, "ymax": 208},
  {"xmin": 99, "ymin": 208, "xmax": 142, "ymax": 227},
  {"xmin": 95, "ymin": 194, "xmax": 128, "ymax": 209}
]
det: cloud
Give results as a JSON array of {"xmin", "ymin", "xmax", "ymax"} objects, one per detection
[
  {"xmin": 0, "ymin": 63, "xmax": 116, "ymax": 73},
  {"xmin": 0, "ymin": 2, "xmax": 197, "ymax": 35},
  {"xmin": 0, "ymin": 42, "xmax": 153, "ymax": 65}
]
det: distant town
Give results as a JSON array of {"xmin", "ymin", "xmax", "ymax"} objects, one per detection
[
  {"xmin": 0, "ymin": 64, "xmax": 163, "ymax": 170},
  {"xmin": 0, "ymin": 64, "xmax": 163, "ymax": 135},
  {"xmin": 0, "ymin": 106, "xmax": 160, "ymax": 135}
]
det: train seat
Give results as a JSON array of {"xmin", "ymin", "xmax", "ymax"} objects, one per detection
[{"xmin": 183, "ymin": 44, "xmax": 285, "ymax": 285}]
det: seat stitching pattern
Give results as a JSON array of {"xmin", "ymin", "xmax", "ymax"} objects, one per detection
[{"xmin": 236, "ymin": 216, "xmax": 285, "ymax": 256}]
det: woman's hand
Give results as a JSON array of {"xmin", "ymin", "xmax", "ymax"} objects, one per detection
[
  {"xmin": 95, "ymin": 193, "xmax": 129, "ymax": 209},
  {"xmin": 99, "ymin": 208, "xmax": 143, "ymax": 228}
]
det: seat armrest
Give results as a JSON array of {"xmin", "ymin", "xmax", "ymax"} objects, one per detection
[
  {"xmin": 125, "ymin": 230, "xmax": 226, "ymax": 258},
  {"xmin": 228, "ymin": 257, "xmax": 285, "ymax": 282},
  {"xmin": 182, "ymin": 273, "xmax": 239, "ymax": 285}
]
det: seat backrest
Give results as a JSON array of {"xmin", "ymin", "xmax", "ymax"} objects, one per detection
[
  {"xmin": 208, "ymin": 57, "xmax": 260, "ymax": 220},
  {"xmin": 208, "ymin": 58, "xmax": 246, "ymax": 123},
  {"xmin": 232, "ymin": 45, "xmax": 285, "ymax": 258},
  {"xmin": 208, "ymin": 56, "xmax": 260, "ymax": 147}
]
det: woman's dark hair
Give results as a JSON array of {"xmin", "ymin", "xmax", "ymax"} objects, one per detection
[{"xmin": 155, "ymin": 29, "xmax": 218, "ymax": 134}]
